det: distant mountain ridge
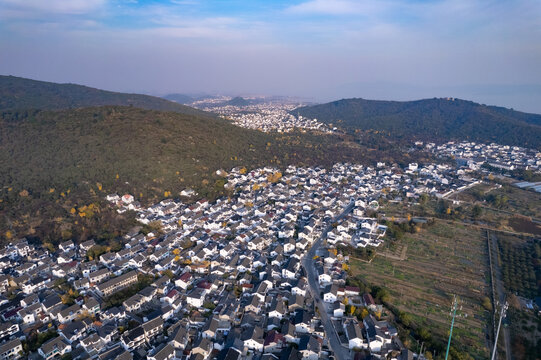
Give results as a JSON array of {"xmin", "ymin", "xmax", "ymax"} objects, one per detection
[
  {"xmin": 0, "ymin": 75, "xmax": 211, "ymax": 117},
  {"xmin": 163, "ymin": 93, "xmax": 194, "ymax": 104},
  {"xmin": 226, "ymin": 96, "xmax": 251, "ymax": 106},
  {"xmin": 293, "ymin": 97, "xmax": 541, "ymax": 149}
]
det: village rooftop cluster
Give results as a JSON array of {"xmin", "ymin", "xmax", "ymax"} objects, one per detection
[
  {"xmin": 425, "ymin": 141, "xmax": 541, "ymax": 173},
  {"xmin": 0, "ymin": 140, "xmax": 538, "ymax": 360},
  {"xmin": 198, "ymin": 99, "xmax": 333, "ymax": 133},
  {"xmin": 0, "ymin": 156, "xmax": 484, "ymax": 360}
]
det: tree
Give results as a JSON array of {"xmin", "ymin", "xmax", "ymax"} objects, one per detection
[
  {"xmin": 375, "ymin": 288, "xmax": 390, "ymax": 303},
  {"xmin": 417, "ymin": 327, "xmax": 431, "ymax": 341},
  {"xmin": 399, "ymin": 312, "xmax": 412, "ymax": 327},
  {"xmin": 360, "ymin": 308, "xmax": 369, "ymax": 320},
  {"xmin": 163, "ymin": 269, "xmax": 174, "ymax": 279},
  {"xmin": 481, "ymin": 296, "xmax": 493, "ymax": 312},
  {"xmin": 87, "ymin": 245, "xmax": 107, "ymax": 261},
  {"xmin": 472, "ymin": 204, "xmax": 482, "ymax": 218}
]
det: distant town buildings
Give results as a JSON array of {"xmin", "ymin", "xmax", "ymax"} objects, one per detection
[{"xmin": 192, "ymin": 97, "xmax": 334, "ymax": 133}]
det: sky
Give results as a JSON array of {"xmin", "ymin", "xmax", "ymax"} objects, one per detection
[{"xmin": 0, "ymin": 0, "xmax": 540, "ymax": 113}]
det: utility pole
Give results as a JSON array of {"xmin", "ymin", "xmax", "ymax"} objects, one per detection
[
  {"xmin": 445, "ymin": 296, "xmax": 458, "ymax": 360},
  {"xmin": 491, "ymin": 301, "xmax": 509, "ymax": 360}
]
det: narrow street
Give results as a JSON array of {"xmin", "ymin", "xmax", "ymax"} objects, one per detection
[{"xmin": 302, "ymin": 201, "xmax": 355, "ymax": 360}]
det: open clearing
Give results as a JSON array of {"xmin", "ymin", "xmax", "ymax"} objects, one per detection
[{"xmin": 350, "ymin": 220, "xmax": 491, "ymax": 358}]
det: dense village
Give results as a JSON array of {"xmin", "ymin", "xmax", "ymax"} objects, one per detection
[
  {"xmin": 425, "ymin": 141, "xmax": 541, "ymax": 174},
  {"xmin": 191, "ymin": 97, "xmax": 333, "ymax": 133},
  {"xmin": 216, "ymin": 104, "xmax": 332, "ymax": 133},
  {"xmin": 0, "ymin": 139, "xmax": 539, "ymax": 360}
]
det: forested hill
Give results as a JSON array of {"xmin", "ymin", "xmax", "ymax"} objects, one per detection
[
  {"xmin": 293, "ymin": 98, "xmax": 541, "ymax": 149},
  {"xmin": 0, "ymin": 106, "xmax": 424, "ymax": 243},
  {"xmin": 0, "ymin": 75, "xmax": 210, "ymax": 117}
]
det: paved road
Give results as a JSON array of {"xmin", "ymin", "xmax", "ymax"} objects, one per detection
[
  {"xmin": 302, "ymin": 201, "xmax": 355, "ymax": 360},
  {"xmin": 488, "ymin": 230, "xmax": 512, "ymax": 360},
  {"xmin": 443, "ymin": 180, "xmax": 483, "ymax": 199}
]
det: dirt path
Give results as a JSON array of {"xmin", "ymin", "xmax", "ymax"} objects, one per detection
[{"xmin": 488, "ymin": 230, "xmax": 512, "ymax": 360}]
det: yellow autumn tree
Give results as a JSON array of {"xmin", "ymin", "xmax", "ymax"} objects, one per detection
[
  {"xmin": 172, "ymin": 248, "xmax": 180, "ymax": 255},
  {"xmin": 96, "ymin": 182, "xmax": 103, "ymax": 191},
  {"xmin": 361, "ymin": 308, "xmax": 369, "ymax": 319},
  {"xmin": 267, "ymin": 172, "xmax": 282, "ymax": 183},
  {"xmin": 5, "ymin": 230, "xmax": 13, "ymax": 240},
  {"xmin": 239, "ymin": 167, "xmax": 247, "ymax": 175},
  {"xmin": 350, "ymin": 305, "xmax": 356, "ymax": 316}
]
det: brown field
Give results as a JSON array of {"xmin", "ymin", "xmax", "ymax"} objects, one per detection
[{"xmin": 508, "ymin": 216, "xmax": 541, "ymax": 235}]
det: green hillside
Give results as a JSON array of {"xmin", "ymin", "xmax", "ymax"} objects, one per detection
[
  {"xmin": 0, "ymin": 106, "xmax": 419, "ymax": 244},
  {"xmin": 0, "ymin": 75, "xmax": 209, "ymax": 117},
  {"xmin": 293, "ymin": 98, "xmax": 541, "ymax": 149}
]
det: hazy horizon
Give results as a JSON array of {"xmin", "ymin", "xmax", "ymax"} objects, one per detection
[{"xmin": 1, "ymin": 0, "xmax": 540, "ymax": 113}]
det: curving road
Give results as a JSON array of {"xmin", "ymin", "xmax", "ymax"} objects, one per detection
[{"xmin": 302, "ymin": 201, "xmax": 355, "ymax": 360}]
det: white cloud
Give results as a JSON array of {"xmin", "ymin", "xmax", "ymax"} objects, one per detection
[
  {"xmin": 169, "ymin": 0, "xmax": 199, "ymax": 5},
  {"xmin": 0, "ymin": 0, "xmax": 107, "ymax": 17},
  {"xmin": 286, "ymin": 0, "xmax": 388, "ymax": 16}
]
